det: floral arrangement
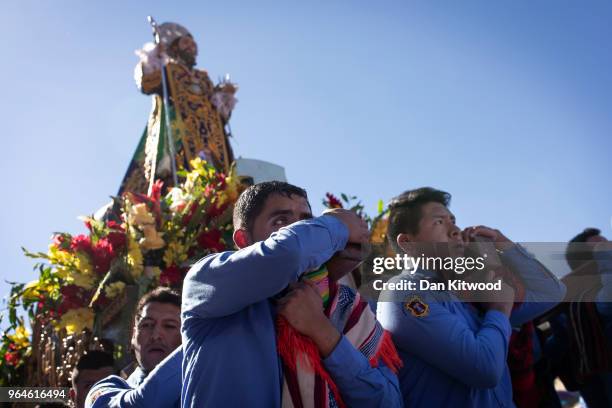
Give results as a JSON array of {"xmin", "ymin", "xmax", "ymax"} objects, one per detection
[
  {"xmin": 323, "ymin": 193, "xmax": 388, "ymax": 243},
  {"xmin": 0, "ymin": 158, "xmax": 240, "ymax": 385}
]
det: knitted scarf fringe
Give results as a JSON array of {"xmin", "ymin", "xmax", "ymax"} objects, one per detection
[{"xmin": 277, "ymin": 317, "xmax": 403, "ymax": 408}]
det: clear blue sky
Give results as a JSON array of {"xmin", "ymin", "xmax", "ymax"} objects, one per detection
[{"xmin": 1, "ymin": 1, "xmax": 611, "ymax": 328}]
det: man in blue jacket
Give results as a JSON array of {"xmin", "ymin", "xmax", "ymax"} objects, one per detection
[
  {"xmin": 181, "ymin": 181, "xmax": 402, "ymax": 407},
  {"xmin": 86, "ymin": 288, "xmax": 182, "ymax": 407},
  {"xmin": 377, "ymin": 187, "xmax": 566, "ymax": 407}
]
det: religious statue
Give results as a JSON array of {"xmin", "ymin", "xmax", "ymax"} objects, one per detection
[{"xmin": 119, "ymin": 20, "xmax": 237, "ymax": 195}]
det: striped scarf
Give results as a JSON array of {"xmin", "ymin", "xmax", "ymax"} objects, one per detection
[{"xmin": 276, "ymin": 267, "xmax": 402, "ymax": 408}]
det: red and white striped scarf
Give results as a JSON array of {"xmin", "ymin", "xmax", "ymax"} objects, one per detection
[{"xmin": 276, "ymin": 277, "xmax": 402, "ymax": 408}]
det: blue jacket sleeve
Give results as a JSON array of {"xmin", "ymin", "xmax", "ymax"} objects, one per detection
[
  {"xmin": 323, "ymin": 336, "xmax": 403, "ymax": 408},
  {"xmin": 182, "ymin": 215, "xmax": 349, "ymax": 319},
  {"xmin": 501, "ymin": 245, "xmax": 566, "ymax": 326},
  {"xmin": 377, "ymin": 298, "xmax": 511, "ymax": 388},
  {"xmin": 86, "ymin": 348, "xmax": 182, "ymax": 408}
]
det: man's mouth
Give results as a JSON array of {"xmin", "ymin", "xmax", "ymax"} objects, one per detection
[{"xmin": 146, "ymin": 345, "xmax": 167, "ymax": 355}]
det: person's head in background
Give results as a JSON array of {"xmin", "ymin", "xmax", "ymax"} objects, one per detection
[
  {"xmin": 70, "ymin": 350, "xmax": 114, "ymax": 408},
  {"xmin": 566, "ymin": 228, "xmax": 608, "ymax": 271},
  {"xmin": 131, "ymin": 287, "xmax": 182, "ymax": 374}
]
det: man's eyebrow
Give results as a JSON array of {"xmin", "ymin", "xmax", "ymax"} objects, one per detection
[
  {"xmin": 431, "ymin": 213, "xmax": 454, "ymax": 220},
  {"xmin": 267, "ymin": 209, "xmax": 294, "ymax": 218}
]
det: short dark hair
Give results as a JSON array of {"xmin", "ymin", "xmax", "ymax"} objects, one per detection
[
  {"xmin": 565, "ymin": 228, "xmax": 602, "ymax": 270},
  {"xmin": 232, "ymin": 181, "xmax": 309, "ymax": 233},
  {"xmin": 386, "ymin": 187, "xmax": 451, "ymax": 253},
  {"xmin": 72, "ymin": 350, "xmax": 114, "ymax": 384},
  {"xmin": 134, "ymin": 287, "xmax": 181, "ymax": 322}
]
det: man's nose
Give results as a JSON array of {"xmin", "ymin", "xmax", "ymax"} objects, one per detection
[
  {"xmin": 449, "ymin": 224, "xmax": 462, "ymax": 240},
  {"xmin": 151, "ymin": 323, "xmax": 163, "ymax": 340}
]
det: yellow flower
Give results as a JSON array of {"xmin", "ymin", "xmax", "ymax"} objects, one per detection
[
  {"xmin": 370, "ymin": 217, "xmax": 389, "ymax": 244},
  {"xmin": 48, "ymin": 244, "xmax": 75, "ymax": 266},
  {"xmin": 105, "ymin": 281, "xmax": 126, "ymax": 299},
  {"xmin": 127, "ymin": 203, "xmax": 155, "ymax": 226},
  {"xmin": 224, "ymin": 168, "xmax": 240, "ymax": 203},
  {"xmin": 74, "ymin": 253, "xmax": 93, "ymax": 275},
  {"xmin": 139, "ymin": 224, "xmax": 165, "ymax": 250},
  {"xmin": 127, "ymin": 236, "xmax": 143, "ymax": 279},
  {"xmin": 163, "ymin": 241, "xmax": 187, "ymax": 267},
  {"xmin": 7, "ymin": 325, "xmax": 30, "ymax": 349},
  {"xmin": 59, "ymin": 307, "xmax": 94, "ymax": 335},
  {"xmin": 22, "ymin": 280, "xmax": 42, "ymax": 301},
  {"xmin": 67, "ymin": 272, "xmax": 95, "ymax": 290}
]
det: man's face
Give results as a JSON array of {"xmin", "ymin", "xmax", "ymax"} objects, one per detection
[
  {"xmin": 131, "ymin": 301, "xmax": 181, "ymax": 373},
  {"xmin": 176, "ymin": 35, "xmax": 197, "ymax": 67},
  {"xmin": 400, "ymin": 202, "xmax": 464, "ymax": 259},
  {"xmin": 248, "ymin": 194, "xmax": 312, "ymax": 244},
  {"xmin": 71, "ymin": 367, "xmax": 114, "ymax": 408}
]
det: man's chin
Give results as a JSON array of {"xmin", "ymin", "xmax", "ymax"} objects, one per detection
[{"xmin": 144, "ymin": 351, "xmax": 169, "ymax": 369}]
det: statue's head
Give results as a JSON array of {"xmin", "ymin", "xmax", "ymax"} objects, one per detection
[{"xmin": 158, "ymin": 22, "xmax": 198, "ymax": 68}]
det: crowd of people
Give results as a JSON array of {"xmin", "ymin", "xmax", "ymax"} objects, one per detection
[{"xmin": 56, "ymin": 182, "xmax": 610, "ymax": 408}]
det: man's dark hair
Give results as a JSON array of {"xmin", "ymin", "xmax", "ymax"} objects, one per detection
[
  {"xmin": 386, "ymin": 187, "xmax": 451, "ymax": 253},
  {"xmin": 72, "ymin": 350, "xmax": 114, "ymax": 384},
  {"xmin": 135, "ymin": 287, "xmax": 181, "ymax": 322},
  {"xmin": 232, "ymin": 181, "xmax": 309, "ymax": 233},
  {"xmin": 565, "ymin": 228, "xmax": 601, "ymax": 271}
]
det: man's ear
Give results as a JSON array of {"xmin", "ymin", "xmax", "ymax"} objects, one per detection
[
  {"xmin": 396, "ymin": 233, "xmax": 415, "ymax": 254},
  {"xmin": 233, "ymin": 229, "xmax": 250, "ymax": 249}
]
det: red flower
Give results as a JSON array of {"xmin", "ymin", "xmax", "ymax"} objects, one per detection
[
  {"xmin": 325, "ymin": 193, "xmax": 343, "ymax": 209},
  {"xmin": 106, "ymin": 231, "xmax": 127, "ymax": 252},
  {"xmin": 58, "ymin": 285, "xmax": 89, "ymax": 315},
  {"xmin": 182, "ymin": 202, "xmax": 198, "ymax": 226},
  {"xmin": 92, "ymin": 292, "xmax": 111, "ymax": 308},
  {"xmin": 206, "ymin": 202, "xmax": 228, "ymax": 219},
  {"xmin": 5, "ymin": 351, "xmax": 19, "ymax": 366},
  {"xmin": 160, "ymin": 266, "xmax": 183, "ymax": 286},
  {"xmin": 107, "ymin": 220, "xmax": 124, "ymax": 231},
  {"xmin": 84, "ymin": 220, "xmax": 93, "ymax": 231},
  {"xmin": 70, "ymin": 234, "xmax": 93, "ymax": 255},
  {"xmin": 92, "ymin": 237, "xmax": 116, "ymax": 275},
  {"xmin": 197, "ymin": 229, "xmax": 225, "ymax": 252}
]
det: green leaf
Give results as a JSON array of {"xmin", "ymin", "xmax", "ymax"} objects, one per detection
[
  {"xmin": 340, "ymin": 193, "xmax": 349, "ymax": 203},
  {"xmin": 21, "ymin": 247, "xmax": 49, "ymax": 260},
  {"xmin": 377, "ymin": 199, "xmax": 384, "ymax": 214}
]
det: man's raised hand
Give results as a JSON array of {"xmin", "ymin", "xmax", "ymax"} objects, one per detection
[{"xmin": 323, "ymin": 208, "xmax": 369, "ymax": 245}]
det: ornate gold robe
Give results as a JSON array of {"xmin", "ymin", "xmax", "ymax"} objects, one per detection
[{"xmin": 119, "ymin": 62, "xmax": 233, "ymax": 195}]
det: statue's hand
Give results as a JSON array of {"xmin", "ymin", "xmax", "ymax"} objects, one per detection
[
  {"xmin": 211, "ymin": 89, "xmax": 238, "ymax": 122},
  {"xmin": 135, "ymin": 42, "xmax": 168, "ymax": 74}
]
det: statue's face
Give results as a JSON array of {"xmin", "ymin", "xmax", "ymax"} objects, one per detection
[{"xmin": 176, "ymin": 35, "xmax": 198, "ymax": 67}]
